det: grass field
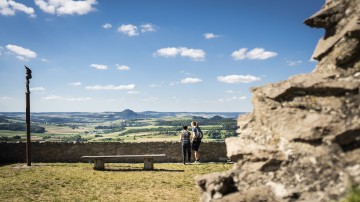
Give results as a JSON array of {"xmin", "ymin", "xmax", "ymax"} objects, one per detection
[{"xmin": 0, "ymin": 162, "xmax": 233, "ymax": 202}]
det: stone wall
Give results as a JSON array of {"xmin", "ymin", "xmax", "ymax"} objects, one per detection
[{"xmin": 0, "ymin": 142, "xmax": 227, "ymax": 163}]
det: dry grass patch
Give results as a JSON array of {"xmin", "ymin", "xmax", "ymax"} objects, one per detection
[{"xmin": 0, "ymin": 163, "xmax": 232, "ymax": 202}]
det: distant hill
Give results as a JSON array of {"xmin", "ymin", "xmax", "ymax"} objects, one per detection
[
  {"xmin": 117, "ymin": 109, "xmax": 142, "ymax": 119},
  {"xmin": 0, "ymin": 111, "xmax": 245, "ymax": 124},
  {"xmin": 209, "ymin": 115, "xmax": 224, "ymax": 121},
  {"xmin": 0, "ymin": 115, "xmax": 10, "ymax": 123}
]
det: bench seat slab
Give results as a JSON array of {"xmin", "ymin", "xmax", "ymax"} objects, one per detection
[{"xmin": 81, "ymin": 154, "xmax": 166, "ymax": 170}]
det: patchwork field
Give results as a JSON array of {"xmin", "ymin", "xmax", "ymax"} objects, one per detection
[{"xmin": 0, "ymin": 111, "xmax": 239, "ymax": 143}]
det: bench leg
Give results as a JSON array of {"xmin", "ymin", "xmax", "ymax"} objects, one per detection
[
  {"xmin": 93, "ymin": 159, "xmax": 105, "ymax": 170},
  {"xmin": 144, "ymin": 158, "xmax": 154, "ymax": 170}
]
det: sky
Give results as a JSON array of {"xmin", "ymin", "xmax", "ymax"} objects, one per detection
[{"xmin": 0, "ymin": 0, "xmax": 325, "ymax": 112}]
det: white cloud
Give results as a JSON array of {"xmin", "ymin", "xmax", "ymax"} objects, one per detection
[
  {"xmin": 0, "ymin": 0, "xmax": 35, "ymax": 17},
  {"xmin": 203, "ymin": 33, "xmax": 219, "ymax": 39},
  {"xmin": 218, "ymin": 96, "xmax": 247, "ymax": 102},
  {"xmin": 0, "ymin": 96, "xmax": 11, "ymax": 100},
  {"xmin": 232, "ymin": 48, "xmax": 277, "ymax": 60},
  {"xmin": 179, "ymin": 47, "xmax": 206, "ymax": 61},
  {"xmin": 6, "ymin": 44, "xmax": 37, "ymax": 60},
  {"xmin": 102, "ymin": 23, "xmax": 112, "ymax": 29},
  {"xmin": 90, "ymin": 64, "xmax": 108, "ymax": 70},
  {"xmin": 30, "ymin": 87, "xmax": 46, "ymax": 92},
  {"xmin": 247, "ymin": 48, "xmax": 278, "ymax": 60},
  {"xmin": 153, "ymin": 47, "xmax": 180, "ymax": 57},
  {"xmin": 117, "ymin": 23, "xmax": 157, "ymax": 36},
  {"xmin": 115, "ymin": 64, "xmax": 130, "ymax": 71},
  {"xmin": 35, "ymin": 0, "xmax": 97, "ymax": 16},
  {"xmin": 217, "ymin": 75, "xmax": 261, "ymax": 84},
  {"xmin": 68, "ymin": 82, "xmax": 82, "ymax": 86},
  {"xmin": 231, "ymin": 48, "xmax": 247, "ymax": 60},
  {"xmin": 117, "ymin": 24, "xmax": 138, "ymax": 36},
  {"xmin": 43, "ymin": 95, "xmax": 91, "ymax": 102},
  {"xmin": 140, "ymin": 23, "xmax": 156, "ymax": 32},
  {"xmin": 154, "ymin": 47, "xmax": 206, "ymax": 61},
  {"xmin": 85, "ymin": 84, "xmax": 136, "ymax": 90},
  {"xmin": 41, "ymin": 58, "xmax": 49, "ymax": 62},
  {"xmin": 181, "ymin": 77, "xmax": 202, "ymax": 84},
  {"xmin": 286, "ymin": 60, "xmax": 302, "ymax": 66}
]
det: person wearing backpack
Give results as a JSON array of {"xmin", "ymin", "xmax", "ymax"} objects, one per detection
[
  {"xmin": 180, "ymin": 125, "xmax": 192, "ymax": 164},
  {"xmin": 191, "ymin": 121, "xmax": 203, "ymax": 163}
]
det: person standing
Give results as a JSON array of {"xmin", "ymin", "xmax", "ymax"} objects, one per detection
[
  {"xmin": 191, "ymin": 121, "xmax": 202, "ymax": 163},
  {"xmin": 180, "ymin": 125, "xmax": 191, "ymax": 164}
]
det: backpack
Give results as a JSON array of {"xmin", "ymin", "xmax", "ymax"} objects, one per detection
[
  {"xmin": 195, "ymin": 127, "xmax": 203, "ymax": 140},
  {"xmin": 181, "ymin": 131, "xmax": 191, "ymax": 142}
]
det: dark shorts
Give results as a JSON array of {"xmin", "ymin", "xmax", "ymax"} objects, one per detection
[{"xmin": 192, "ymin": 140, "xmax": 201, "ymax": 151}]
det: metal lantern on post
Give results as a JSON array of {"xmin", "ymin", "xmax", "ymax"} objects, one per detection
[{"xmin": 25, "ymin": 66, "xmax": 32, "ymax": 166}]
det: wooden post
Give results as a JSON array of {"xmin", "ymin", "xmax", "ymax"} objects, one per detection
[{"xmin": 25, "ymin": 66, "xmax": 32, "ymax": 166}]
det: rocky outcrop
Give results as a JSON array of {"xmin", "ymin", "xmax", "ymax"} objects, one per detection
[{"xmin": 195, "ymin": 0, "xmax": 360, "ymax": 201}]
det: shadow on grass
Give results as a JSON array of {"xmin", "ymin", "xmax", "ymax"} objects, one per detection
[
  {"xmin": 0, "ymin": 163, "xmax": 16, "ymax": 167},
  {"xmin": 84, "ymin": 163, "xmax": 185, "ymax": 172},
  {"xmin": 93, "ymin": 164, "xmax": 184, "ymax": 172},
  {"xmin": 102, "ymin": 167, "xmax": 185, "ymax": 172}
]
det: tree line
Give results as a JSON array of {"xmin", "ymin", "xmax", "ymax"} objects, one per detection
[
  {"xmin": 95, "ymin": 125, "xmax": 126, "ymax": 132},
  {"xmin": 154, "ymin": 116, "xmax": 237, "ymax": 127},
  {"xmin": 0, "ymin": 123, "xmax": 45, "ymax": 133},
  {"xmin": 120, "ymin": 126, "xmax": 182, "ymax": 136}
]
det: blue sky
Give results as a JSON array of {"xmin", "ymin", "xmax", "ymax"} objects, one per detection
[{"xmin": 0, "ymin": 0, "xmax": 324, "ymax": 112}]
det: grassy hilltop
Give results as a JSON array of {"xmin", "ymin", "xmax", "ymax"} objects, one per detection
[{"xmin": 0, "ymin": 163, "xmax": 233, "ymax": 202}]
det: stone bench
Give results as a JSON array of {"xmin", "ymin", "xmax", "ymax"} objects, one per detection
[{"xmin": 81, "ymin": 154, "xmax": 166, "ymax": 170}]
